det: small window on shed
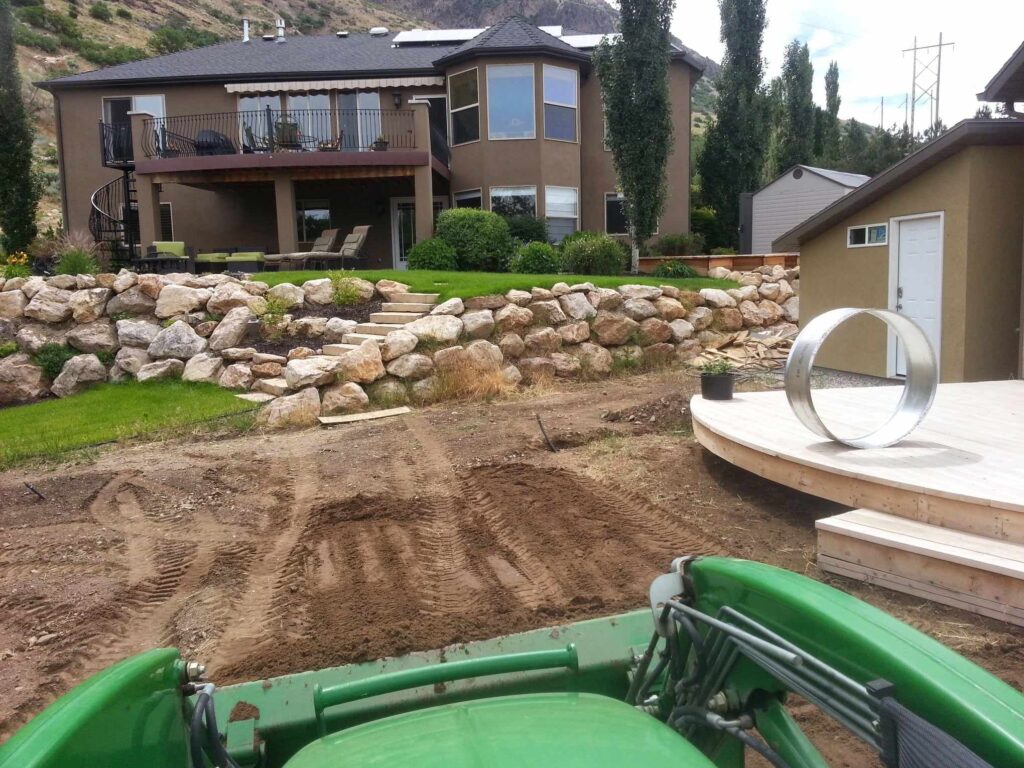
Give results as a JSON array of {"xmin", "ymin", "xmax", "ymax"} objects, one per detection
[
  {"xmin": 792, "ymin": 168, "xmax": 804, "ymax": 179},
  {"xmin": 847, "ymin": 223, "xmax": 887, "ymax": 248}
]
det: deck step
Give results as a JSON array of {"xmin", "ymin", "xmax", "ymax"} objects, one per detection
[
  {"xmin": 816, "ymin": 509, "xmax": 1024, "ymax": 626},
  {"xmin": 390, "ymin": 292, "xmax": 440, "ymax": 304},
  {"xmin": 322, "ymin": 343, "xmax": 361, "ymax": 355},
  {"xmin": 382, "ymin": 302, "xmax": 435, "ymax": 313},
  {"xmin": 354, "ymin": 322, "xmax": 406, "ymax": 336},
  {"xmin": 342, "ymin": 332, "xmax": 384, "ymax": 345},
  {"xmin": 369, "ymin": 311, "xmax": 425, "ymax": 324}
]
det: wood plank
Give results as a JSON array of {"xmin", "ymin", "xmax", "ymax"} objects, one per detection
[{"xmin": 318, "ymin": 406, "xmax": 411, "ymax": 425}]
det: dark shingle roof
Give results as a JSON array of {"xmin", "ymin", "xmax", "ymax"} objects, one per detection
[
  {"xmin": 433, "ymin": 16, "xmax": 590, "ymax": 68},
  {"xmin": 39, "ymin": 32, "xmax": 461, "ymax": 90}
]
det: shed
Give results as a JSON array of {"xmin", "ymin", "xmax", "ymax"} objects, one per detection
[
  {"xmin": 774, "ymin": 119, "xmax": 1024, "ymax": 383},
  {"xmin": 748, "ymin": 165, "xmax": 868, "ymax": 254}
]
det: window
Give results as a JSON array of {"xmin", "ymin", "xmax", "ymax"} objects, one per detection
[
  {"xmin": 339, "ymin": 91, "xmax": 381, "ymax": 150},
  {"xmin": 449, "ymin": 68, "xmax": 479, "ymax": 145},
  {"xmin": 545, "ymin": 186, "xmax": 578, "ymax": 243},
  {"xmin": 847, "ymin": 223, "xmax": 888, "ymax": 248},
  {"xmin": 490, "ymin": 186, "xmax": 537, "ymax": 217},
  {"xmin": 286, "ymin": 92, "xmax": 331, "ymax": 144},
  {"xmin": 605, "ymin": 192, "xmax": 628, "ymax": 235},
  {"xmin": 454, "ymin": 189, "xmax": 482, "ymax": 209},
  {"xmin": 296, "ymin": 199, "xmax": 331, "ymax": 243},
  {"xmin": 159, "ymin": 202, "xmax": 173, "ymax": 241},
  {"xmin": 487, "ymin": 64, "xmax": 535, "ymax": 140},
  {"xmin": 543, "ymin": 65, "xmax": 577, "ymax": 142}
]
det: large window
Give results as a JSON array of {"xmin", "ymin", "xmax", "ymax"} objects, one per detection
[
  {"xmin": 454, "ymin": 189, "xmax": 482, "ymax": 209},
  {"xmin": 286, "ymin": 92, "xmax": 331, "ymax": 144},
  {"xmin": 605, "ymin": 192, "xmax": 628, "ymax": 235},
  {"xmin": 487, "ymin": 64, "xmax": 535, "ymax": 140},
  {"xmin": 449, "ymin": 68, "xmax": 480, "ymax": 145},
  {"xmin": 543, "ymin": 65, "xmax": 577, "ymax": 142},
  {"xmin": 296, "ymin": 199, "xmax": 331, "ymax": 243},
  {"xmin": 545, "ymin": 186, "xmax": 578, "ymax": 243},
  {"xmin": 490, "ymin": 186, "xmax": 537, "ymax": 217}
]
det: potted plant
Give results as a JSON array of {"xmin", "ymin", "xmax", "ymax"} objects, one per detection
[
  {"xmin": 699, "ymin": 359, "xmax": 735, "ymax": 401},
  {"xmin": 371, "ymin": 135, "xmax": 389, "ymax": 151}
]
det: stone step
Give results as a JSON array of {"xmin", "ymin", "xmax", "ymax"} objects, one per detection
[
  {"xmin": 382, "ymin": 302, "xmax": 435, "ymax": 313},
  {"xmin": 255, "ymin": 378, "xmax": 290, "ymax": 397},
  {"xmin": 369, "ymin": 311, "xmax": 425, "ymax": 324},
  {"xmin": 342, "ymin": 332, "xmax": 384, "ymax": 345},
  {"xmin": 390, "ymin": 292, "xmax": 440, "ymax": 304},
  {"xmin": 354, "ymin": 322, "xmax": 406, "ymax": 337},
  {"xmin": 322, "ymin": 343, "xmax": 361, "ymax": 355}
]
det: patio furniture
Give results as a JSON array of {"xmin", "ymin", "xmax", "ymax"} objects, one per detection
[
  {"xmin": 242, "ymin": 124, "xmax": 271, "ymax": 154},
  {"xmin": 224, "ymin": 250, "xmax": 265, "ymax": 273},
  {"xmin": 263, "ymin": 229, "xmax": 341, "ymax": 271},
  {"xmin": 195, "ymin": 251, "xmax": 229, "ymax": 274},
  {"xmin": 195, "ymin": 130, "xmax": 235, "ymax": 156},
  {"xmin": 137, "ymin": 241, "xmax": 195, "ymax": 274},
  {"xmin": 337, "ymin": 225, "xmax": 371, "ymax": 269},
  {"xmin": 273, "ymin": 119, "xmax": 302, "ymax": 151}
]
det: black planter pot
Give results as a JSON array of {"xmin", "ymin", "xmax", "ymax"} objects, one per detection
[{"xmin": 701, "ymin": 372, "xmax": 735, "ymax": 400}]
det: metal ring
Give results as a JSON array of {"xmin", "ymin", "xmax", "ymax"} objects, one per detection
[{"xmin": 784, "ymin": 308, "xmax": 937, "ymax": 448}]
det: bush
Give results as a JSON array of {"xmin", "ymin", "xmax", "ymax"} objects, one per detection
[
  {"xmin": 561, "ymin": 234, "xmax": 627, "ymax": 276},
  {"xmin": 651, "ymin": 260, "xmax": 699, "ymax": 279},
  {"xmin": 0, "ymin": 342, "xmax": 18, "ymax": 359},
  {"xmin": 509, "ymin": 241, "xmax": 561, "ymax": 274},
  {"xmin": 558, "ymin": 230, "xmax": 601, "ymax": 250},
  {"xmin": 434, "ymin": 209, "xmax": 514, "ymax": 272},
  {"xmin": 710, "ymin": 246, "xmax": 738, "ymax": 255},
  {"xmin": 504, "ymin": 215, "xmax": 548, "ymax": 244},
  {"xmin": 407, "ymin": 238, "xmax": 457, "ymax": 271},
  {"xmin": 150, "ymin": 22, "xmax": 221, "ymax": 54},
  {"xmin": 115, "ymin": 6, "xmax": 130, "ymax": 18},
  {"xmin": 55, "ymin": 247, "xmax": 99, "ymax": 275},
  {"xmin": 328, "ymin": 274, "xmax": 367, "ymax": 305},
  {"xmin": 2, "ymin": 251, "xmax": 32, "ymax": 279},
  {"xmin": 33, "ymin": 344, "xmax": 78, "ymax": 380},
  {"xmin": 691, "ymin": 206, "xmax": 729, "ymax": 251},
  {"xmin": 88, "ymin": 1, "xmax": 111, "ymax": 21},
  {"xmin": 654, "ymin": 233, "xmax": 706, "ymax": 257}
]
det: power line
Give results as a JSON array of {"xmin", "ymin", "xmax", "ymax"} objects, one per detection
[{"xmin": 903, "ymin": 34, "xmax": 955, "ymax": 137}]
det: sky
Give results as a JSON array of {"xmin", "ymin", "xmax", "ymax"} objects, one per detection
[{"xmin": 670, "ymin": 0, "xmax": 1023, "ymax": 128}]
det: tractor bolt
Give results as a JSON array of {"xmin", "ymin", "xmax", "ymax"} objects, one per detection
[
  {"xmin": 185, "ymin": 661, "xmax": 207, "ymax": 682},
  {"xmin": 706, "ymin": 692, "xmax": 729, "ymax": 713}
]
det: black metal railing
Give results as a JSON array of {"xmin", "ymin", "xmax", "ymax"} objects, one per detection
[
  {"xmin": 140, "ymin": 108, "xmax": 418, "ymax": 159},
  {"xmin": 430, "ymin": 124, "xmax": 450, "ymax": 167},
  {"xmin": 89, "ymin": 172, "xmax": 138, "ymax": 269},
  {"xmin": 100, "ymin": 121, "xmax": 134, "ymax": 167}
]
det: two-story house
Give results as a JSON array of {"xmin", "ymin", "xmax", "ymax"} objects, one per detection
[{"xmin": 39, "ymin": 17, "xmax": 707, "ymax": 268}]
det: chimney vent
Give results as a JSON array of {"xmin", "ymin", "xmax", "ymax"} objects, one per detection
[
  {"xmin": 336, "ymin": 30, "xmax": 349, "ymax": 38},
  {"xmin": 242, "ymin": 18, "xmax": 250, "ymax": 43},
  {"xmin": 368, "ymin": 26, "xmax": 389, "ymax": 37},
  {"xmin": 275, "ymin": 18, "xmax": 286, "ymax": 43},
  {"xmin": 262, "ymin": 34, "xmax": 275, "ymax": 41}
]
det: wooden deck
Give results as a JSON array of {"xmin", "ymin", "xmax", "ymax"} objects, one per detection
[{"xmin": 691, "ymin": 380, "xmax": 1024, "ymax": 623}]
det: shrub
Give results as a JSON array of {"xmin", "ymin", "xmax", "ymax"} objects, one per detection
[
  {"xmin": 115, "ymin": 6, "xmax": 130, "ymax": 18},
  {"xmin": 258, "ymin": 296, "xmax": 289, "ymax": 339},
  {"xmin": 654, "ymin": 232, "xmax": 706, "ymax": 256},
  {"xmin": 690, "ymin": 206, "xmax": 729, "ymax": 251},
  {"xmin": 329, "ymin": 274, "xmax": 365, "ymax": 305},
  {"xmin": 710, "ymin": 246, "xmax": 738, "ymax": 256},
  {"xmin": 700, "ymin": 359, "xmax": 733, "ymax": 375},
  {"xmin": 150, "ymin": 21, "xmax": 221, "ymax": 54},
  {"xmin": 434, "ymin": 209, "xmax": 514, "ymax": 272},
  {"xmin": 651, "ymin": 260, "xmax": 699, "ymax": 279},
  {"xmin": 561, "ymin": 234, "xmax": 627, "ymax": 276},
  {"xmin": 407, "ymin": 238, "xmax": 457, "ymax": 271},
  {"xmin": 55, "ymin": 247, "xmax": 99, "ymax": 275},
  {"xmin": 33, "ymin": 343, "xmax": 78, "ymax": 380},
  {"xmin": 0, "ymin": 342, "xmax": 18, "ymax": 358},
  {"xmin": 88, "ymin": 1, "xmax": 111, "ymax": 21},
  {"xmin": 2, "ymin": 251, "xmax": 32, "ymax": 279},
  {"xmin": 503, "ymin": 215, "xmax": 548, "ymax": 244},
  {"xmin": 558, "ymin": 230, "xmax": 600, "ymax": 250},
  {"xmin": 509, "ymin": 241, "xmax": 561, "ymax": 274}
]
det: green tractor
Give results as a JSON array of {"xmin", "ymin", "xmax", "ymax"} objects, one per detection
[{"xmin": 3, "ymin": 556, "xmax": 1023, "ymax": 767}]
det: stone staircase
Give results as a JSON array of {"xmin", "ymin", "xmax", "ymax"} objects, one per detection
[{"xmin": 323, "ymin": 292, "xmax": 439, "ymax": 355}]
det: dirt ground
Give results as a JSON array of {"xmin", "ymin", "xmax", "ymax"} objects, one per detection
[{"xmin": 1, "ymin": 368, "xmax": 1021, "ymax": 764}]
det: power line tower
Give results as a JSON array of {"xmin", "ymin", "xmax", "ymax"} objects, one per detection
[{"xmin": 903, "ymin": 34, "xmax": 955, "ymax": 138}]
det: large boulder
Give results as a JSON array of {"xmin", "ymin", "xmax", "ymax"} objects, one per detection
[
  {"xmin": 653, "ymin": 297, "xmax": 687, "ymax": 321},
  {"xmin": 558, "ymin": 292, "xmax": 597, "ymax": 321},
  {"xmin": 0, "ymin": 290, "xmax": 27, "ymax": 319},
  {"xmin": 68, "ymin": 288, "xmax": 111, "ymax": 323},
  {"xmin": 558, "ymin": 320, "xmax": 590, "ymax": 344},
  {"xmin": 336, "ymin": 339, "xmax": 386, "ymax": 384},
  {"xmin": 251, "ymin": 361, "xmax": 283, "ymax": 378},
  {"xmin": 708, "ymin": 266, "xmax": 731, "ymax": 280},
  {"xmin": 758, "ymin": 299, "xmax": 785, "ymax": 326},
  {"xmin": 738, "ymin": 272, "xmax": 762, "ymax": 287},
  {"xmin": 549, "ymin": 352, "xmax": 582, "ymax": 379},
  {"xmin": 643, "ymin": 343, "xmax": 676, "ymax": 367},
  {"xmin": 757, "ymin": 282, "xmax": 781, "ymax": 301},
  {"xmin": 685, "ymin": 306, "xmax": 714, "ymax": 331},
  {"xmin": 517, "ymin": 357, "xmax": 557, "ymax": 384},
  {"xmin": 283, "ymin": 355, "xmax": 342, "ymax": 389},
  {"xmin": 116, "ymin": 319, "xmax": 161, "ymax": 348},
  {"xmin": 155, "ymin": 285, "xmax": 212, "ymax": 319},
  {"xmin": 505, "ymin": 289, "xmax": 532, "ymax": 306},
  {"xmin": 21, "ymin": 276, "xmax": 46, "ymax": 298},
  {"xmin": 135, "ymin": 273, "xmax": 164, "ymax": 299},
  {"xmin": 324, "ymin": 317, "xmax": 358, "ymax": 343},
  {"xmin": 405, "ymin": 314, "xmax": 464, "ymax": 343},
  {"xmin": 699, "ymin": 288, "xmax": 737, "ymax": 308},
  {"xmin": 106, "ymin": 286, "xmax": 156, "ymax": 315},
  {"xmin": 182, "ymin": 353, "xmax": 224, "ymax": 383},
  {"xmin": 24, "ymin": 286, "xmax": 73, "ymax": 323},
  {"xmin": 374, "ymin": 279, "xmax": 410, "ymax": 300},
  {"xmin": 15, "ymin": 324, "xmax": 65, "ymax": 354},
  {"xmin": 218, "ymin": 363, "xmax": 253, "ymax": 390},
  {"xmin": 0, "ymin": 318, "xmax": 14, "ymax": 343},
  {"xmin": 257, "ymin": 387, "xmax": 321, "ymax": 428},
  {"xmin": 530, "ymin": 287, "xmax": 555, "ymax": 301},
  {"xmin": 498, "ymin": 332, "xmax": 525, "ymax": 358},
  {"xmin": 622, "ymin": 298, "xmax": 658, "ymax": 321},
  {"xmin": 464, "ymin": 294, "xmax": 508, "ymax": 310},
  {"xmin": 587, "ymin": 287, "xmax": 624, "ymax": 310},
  {"xmin": 637, "ymin": 317, "xmax": 673, "ymax": 346},
  {"xmin": 463, "ymin": 339, "xmax": 503, "ymax": 370},
  {"xmin": 727, "ymin": 285, "xmax": 758, "ymax": 304},
  {"xmin": 776, "ymin": 279, "xmax": 795, "ymax": 304},
  {"xmin": 611, "ymin": 344, "xmax": 643, "ymax": 366},
  {"xmin": 301, "ymin": 278, "xmax": 334, "ymax": 306},
  {"xmin": 266, "ymin": 283, "xmax": 305, "ymax": 309},
  {"xmin": 431, "ymin": 297, "xmax": 465, "ymax": 316},
  {"xmin": 781, "ymin": 296, "xmax": 799, "ymax": 323},
  {"xmin": 592, "ymin": 311, "xmax": 639, "ymax": 346},
  {"xmin": 524, "ymin": 326, "xmax": 562, "ymax": 355},
  {"xmin": 115, "ymin": 346, "xmax": 151, "ymax": 375},
  {"xmin": 618, "ymin": 284, "xmax": 662, "ymax": 300},
  {"xmin": 207, "ymin": 282, "xmax": 263, "ymax": 314},
  {"xmin": 111, "ymin": 270, "xmax": 137, "ymax": 293},
  {"xmin": 528, "ymin": 300, "xmax": 566, "ymax": 326},
  {"xmin": 67, "ymin": 320, "xmax": 119, "ymax": 354},
  {"xmin": 321, "ymin": 381, "xmax": 369, "ymax": 415},
  {"xmin": 461, "ymin": 309, "xmax": 495, "ymax": 339},
  {"xmin": 386, "ymin": 352, "xmax": 434, "ymax": 380},
  {"xmin": 208, "ymin": 306, "xmax": 255, "ymax": 351},
  {"xmin": 51, "ymin": 354, "xmax": 107, "ymax": 397},
  {"xmin": 675, "ymin": 339, "xmax": 703, "ymax": 363},
  {"xmin": 571, "ymin": 342, "xmax": 613, "ymax": 377},
  {"xmin": 47, "ymin": 274, "xmax": 78, "ymax": 290},
  {"xmin": 366, "ymin": 378, "xmax": 411, "ymax": 406},
  {"xmin": 738, "ymin": 300, "xmax": 765, "ymax": 327},
  {"xmin": 712, "ymin": 308, "xmax": 744, "ymax": 332},
  {"xmin": 136, "ymin": 358, "xmax": 185, "ymax": 382},
  {"xmin": 494, "ymin": 304, "xmax": 533, "ymax": 332},
  {"xmin": 381, "ymin": 329, "xmax": 419, "ymax": 361},
  {"xmin": 0, "ymin": 354, "xmax": 47, "ymax": 404},
  {"xmin": 668, "ymin": 318, "xmax": 695, "ymax": 343},
  {"xmin": 148, "ymin": 321, "xmax": 208, "ymax": 359}
]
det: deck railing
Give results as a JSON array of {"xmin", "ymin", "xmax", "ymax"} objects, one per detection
[
  {"xmin": 140, "ymin": 108, "xmax": 418, "ymax": 159},
  {"xmin": 99, "ymin": 121, "xmax": 134, "ymax": 167}
]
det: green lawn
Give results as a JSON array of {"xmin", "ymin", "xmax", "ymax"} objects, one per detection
[
  {"xmin": 257, "ymin": 269, "xmax": 734, "ymax": 301},
  {"xmin": 0, "ymin": 380, "xmax": 257, "ymax": 470}
]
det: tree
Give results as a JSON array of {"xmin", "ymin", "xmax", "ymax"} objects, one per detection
[
  {"xmin": 839, "ymin": 119, "xmax": 869, "ymax": 173},
  {"xmin": 818, "ymin": 61, "xmax": 842, "ymax": 165},
  {"xmin": 594, "ymin": 0, "xmax": 675, "ymax": 272},
  {"xmin": 0, "ymin": 0, "xmax": 40, "ymax": 253},
  {"xmin": 975, "ymin": 104, "xmax": 994, "ymax": 119},
  {"xmin": 777, "ymin": 40, "xmax": 814, "ymax": 171},
  {"xmin": 760, "ymin": 76, "xmax": 786, "ymax": 183},
  {"xmin": 697, "ymin": 0, "xmax": 767, "ymax": 249}
]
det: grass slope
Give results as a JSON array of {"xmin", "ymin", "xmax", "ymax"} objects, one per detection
[
  {"xmin": 0, "ymin": 380, "xmax": 255, "ymax": 470},
  {"xmin": 259, "ymin": 270, "xmax": 734, "ymax": 301}
]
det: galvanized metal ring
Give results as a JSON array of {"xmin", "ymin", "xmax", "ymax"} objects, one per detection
[{"xmin": 784, "ymin": 308, "xmax": 937, "ymax": 449}]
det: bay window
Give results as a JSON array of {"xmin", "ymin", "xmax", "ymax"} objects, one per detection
[
  {"xmin": 487, "ymin": 64, "xmax": 535, "ymax": 140},
  {"xmin": 545, "ymin": 186, "xmax": 578, "ymax": 243},
  {"xmin": 490, "ymin": 186, "xmax": 537, "ymax": 217},
  {"xmin": 449, "ymin": 68, "xmax": 480, "ymax": 145},
  {"xmin": 543, "ymin": 65, "xmax": 577, "ymax": 142}
]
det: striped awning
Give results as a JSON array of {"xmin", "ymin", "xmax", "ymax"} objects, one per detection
[{"xmin": 225, "ymin": 76, "xmax": 444, "ymax": 94}]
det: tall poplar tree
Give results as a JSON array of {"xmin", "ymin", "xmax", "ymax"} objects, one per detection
[
  {"xmin": 594, "ymin": 0, "xmax": 675, "ymax": 272},
  {"xmin": 818, "ymin": 61, "xmax": 842, "ymax": 165},
  {"xmin": 777, "ymin": 40, "xmax": 814, "ymax": 171}
]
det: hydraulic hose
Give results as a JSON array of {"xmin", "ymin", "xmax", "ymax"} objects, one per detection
[
  {"xmin": 190, "ymin": 691, "xmax": 212, "ymax": 768},
  {"xmin": 626, "ymin": 632, "xmax": 660, "ymax": 705},
  {"xmin": 189, "ymin": 684, "xmax": 241, "ymax": 768}
]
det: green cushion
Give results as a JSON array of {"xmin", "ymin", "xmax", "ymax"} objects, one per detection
[
  {"xmin": 225, "ymin": 252, "xmax": 265, "ymax": 262},
  {"xmin": 195, "ymin": 252, "xmax": 229, "ymax": 263},
  {"xmin": 151, "ymin": 241, "xmax": 185, "ymax": 257}
]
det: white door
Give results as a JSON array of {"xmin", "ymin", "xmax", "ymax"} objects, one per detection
[
  {"xmin": 390, "ymin": 197, "xmax": 449, "ymax": 269},
  {"xmin": 893, "ymin": 215, "xmax": 942, "ymax": 376}
]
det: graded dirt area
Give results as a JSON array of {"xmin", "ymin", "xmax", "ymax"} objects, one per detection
[{"xmin": 1, "ymin": 369, "xmax": 1021, "ymax": 766}]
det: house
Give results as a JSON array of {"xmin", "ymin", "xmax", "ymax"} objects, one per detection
[
  {"xmin": 742, "ymin": 165, "xmax": 868, "ymax": 254},
  {"xmin": 38, "ymin": 17, "xmax": 706, "ymax": 269}
]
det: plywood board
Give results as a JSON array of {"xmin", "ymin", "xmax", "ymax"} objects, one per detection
[{"xmin": 318, "ymin": 407, "xmax": 411, "ymax": 425}]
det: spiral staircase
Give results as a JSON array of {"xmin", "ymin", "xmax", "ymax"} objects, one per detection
[{"xmin": 89, "ymin": 121, "xmax": 139, "ymax": 269}]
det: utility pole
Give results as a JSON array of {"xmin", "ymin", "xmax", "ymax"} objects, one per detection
[{"xmin": 903, "ymin": 34, "xmax": 954, "ymax": 140}]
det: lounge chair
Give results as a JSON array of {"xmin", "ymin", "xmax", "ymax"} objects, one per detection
[
  {"xmin": 263, "ymin": 229, "xmax": 341, "ymax": 271},
  {"xmin": 195, "ymin": 251, "xmax": 229, "ymax": 274},
  {"xmin": 224, "ymin": 250, "xmax": 265, "ymax": 273},
  {"xmin": 136, "ymin": 241, "xmax": 195, "ymax": 274},
  {"xmin": 338, "ymin": 225, "xmax": 371, "ymax": 269}
]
